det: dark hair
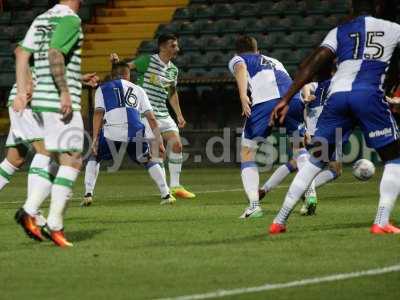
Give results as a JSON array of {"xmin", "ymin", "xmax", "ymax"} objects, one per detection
[
  {"xmin": 157, "ymin": 34, "xmax": 178, "ymax": 47},
  {"xmin": 235, "ymin": 35, "xmax": 258, "ymax": 54},
  {"xmin": 111, "ymin": 61, "xmax": 130, "ymax": 79},
  {"xmin": 352, "ymin": 0, "xmax": 375, "ymax": 14}
]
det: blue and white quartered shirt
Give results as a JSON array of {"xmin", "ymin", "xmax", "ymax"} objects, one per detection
[
  {"xmin": 95, "ymin": 79, "xmax": 153, "ymax": 142},
  {"xmin": 228, "ymin": 54, "xmax": 300, "ymax": 106},
  {"xmin": 305, "ymin": 80, "xmax": 331, "ymax": 136},
  {"xmin": 321, "ymin": 16, "xmax": 400, "ymax": 97}
]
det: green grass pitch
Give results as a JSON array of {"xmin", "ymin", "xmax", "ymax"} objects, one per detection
[{"xmin": 0, "ymin": 167, "xmax": 399, "ymax": 300}]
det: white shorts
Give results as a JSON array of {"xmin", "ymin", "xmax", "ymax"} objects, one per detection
[
  {"xmin": 6, "ymin": 107, "xmax": 43, "ymax": 147},
  {"xmin": 157, "ymin": 116, "xmax": 179, "ymax": 134},
  {"xmin": 40, "ymin": 111, "xmax": 84, "ymax": 153},
  {"xmin": 142, "ymin": 115, "xmax": 179, "ymax": 139}
]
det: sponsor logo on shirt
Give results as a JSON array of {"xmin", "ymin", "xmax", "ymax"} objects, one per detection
[{"xmin": 369, "ymin": 127, "xmax": 392, "ymax": 138}]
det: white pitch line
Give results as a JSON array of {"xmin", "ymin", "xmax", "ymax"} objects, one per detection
[
  {"xmin": 156, "ymin": 264, "xmax": 400, "ymax": 300},
  {"xmin": 0, "ymin": 181, "xmax": 369, "ymax": 205}
]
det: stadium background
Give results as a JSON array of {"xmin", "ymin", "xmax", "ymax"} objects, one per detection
[{"xmin": 0, "ymin": 0, "xmax": 399, "ymax": 166}]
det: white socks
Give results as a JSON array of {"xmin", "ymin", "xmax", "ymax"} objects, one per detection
[
  {"xmin": 262, "ymin": 162, "xmax": 296, "ymax": 192},
  {"xmin": 168, "ymin": 152, "xmax": 182, "ymax": 187},
  {"xmin": 47, "ymin": 166, "xmax": 79, "ymax": 231},
  {"xmin": 0, "ymin": 159, "xmax": 18, "ymax": 190},
  {"xmin": 241, "ymin": 161, "xmax": 260, "ymax": 208},
  {"xmin": 23, "ymin": 154, "xmax": 53, "ymax": 216},
  {"xmin": 374, "ymin": 162, "xmax": 400, "ymax": 227},
  {"xmin": 84, "ymin": 159, "xmax": 100, "ymax": 195},
  {"xmin": 146, "ymin": 161, "xmax": 169, "ymax": 197},
  {"xmin": 274, "ymin": 161, "xmax": 322, "ymax": 224},
  {"xmin": 314, "ymin": 170, "xmax": 337, "ymax": 188}
]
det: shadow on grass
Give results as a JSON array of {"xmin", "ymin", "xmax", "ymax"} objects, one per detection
[
  {"xmin": 67, "ymin": 229, "xmax": 107, "ymax": 242},
  {"xmin": 306, "ymin": 221, "xmax": 371, "ymax": 232}
]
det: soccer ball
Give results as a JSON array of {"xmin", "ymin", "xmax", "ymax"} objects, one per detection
[{"xmin": 352, "ymin": 159, "xmax": 375, "ymax": 181}]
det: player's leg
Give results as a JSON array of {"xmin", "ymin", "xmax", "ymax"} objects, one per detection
[
  {"xmin": 0, "ymin": 146, "xmax": 26, "ymax": 191},
  {"xmin": 371, "ymin": 141, "xmax": 400, "ymax": 233},
  {"xmin": 0, "ymin": 109, "xmax": 30, "ymax": 190},
  {"xmin": 352, "ymin": 91, "xmax": 400, "ymax": 234},
  {"xmin": 162, "ymin": 124, "xmax": 195, "ymax": 199},
  {"xmin": 270, "ymin": 92, "xmax": 352, "ymax": 233},
  {"xmin": 11, "ymin": 109, "xmax": 54, "ymax": 241},
  {"xmin": 44, "ymin": 112, "xmax": 84, "ymax": 247},
  {"xmin": 240, "ymin": 144, "xmax": 263, "ymax": 218},
  {"xmin": 284, "ymin": 98, "xmax": 318, "ymax": 215},
  {"xmin": 313, "ymin": 161, "xmax": 342, "ymax": 188},
  {"xmin": 82, "ymin": 155, "xmax": 101, "ymax": 207},
  {"xmin": 259, "ymin": 160, "xmax": 297, "ymax": 200},
  {"xmin": 239, "ymin": 101, "xmax": 276, "ymax": 218}
]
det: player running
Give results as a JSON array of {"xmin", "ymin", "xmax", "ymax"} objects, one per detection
[
  {"xmin": 13, "ymin": 0, "xmax": 86, "ymax": 247},
  {"xmin": 110, "ymin": 34, "xmax": 195, "ymax": 200},
  {"xmin": 229, "ymin": 35, "xmax": 311, "ymax": 219},
  {"xmin": 269, "ymin": 0, "xmax": 400, "ymax": 234},
  {"xmin": 83, "ymin": 62, "xmax": 176, "ymax": 205}
]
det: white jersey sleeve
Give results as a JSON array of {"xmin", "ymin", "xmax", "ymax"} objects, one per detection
[
  {"xmin": 94, "ymin": 87, "xmax": 105, "ymax": 110},
  {"xmin": 136, "ymin": 86, "xmax": 153, "ymax": 114},
  {"xmin": 228, "ymin": 55, "xmax": 245, "ymax": 75},
  {"xmin": 19, "ymin": 20, "xmax": 38, "ymax": 52},
  {"xmin": 321, "ymin": 28, "xmax": 338, "ymax": 54},
  {"xmin": 389, "ymin": 21, "xmax": 400, "ymax": 47}
]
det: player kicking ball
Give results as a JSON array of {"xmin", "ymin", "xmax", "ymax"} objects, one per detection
[
  {"xmin": 83, "ymin": 62, "xmax": 176, "ymax": 205},
  {"xmin": 269, "ymin": 0, "xmax": 400, "ymax": 234},
  {"xmin": 229, "ymin": 36, "xmax": 310, "ymax": 219}
]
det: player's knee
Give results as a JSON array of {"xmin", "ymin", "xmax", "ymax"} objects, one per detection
[
  {"xmin": 59, "ymin": 152, "xmax": 82, "ymax": 170},
  {"xmin": 172, "ymin": 141, "xmax": 182, "ymax": 153},
  {"xmin": 287, "ymin": 159, "xmax": 298, "ymax": 172},
  {"xmin": 241, "ymin": 147, "xmax": 255, "ymax": 162},
  {"xmin": 8, "ymin": 156, "xmax": 25, "ymax": 168}
]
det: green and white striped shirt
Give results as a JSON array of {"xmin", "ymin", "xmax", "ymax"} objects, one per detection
[
  {"xmin": 20, "ymin": 4, "xmax": 83, "ymax": 112},
  {"xmin": 133, "ymin": 54, "xmax": 178, "ymax": 118},
  {"xmin": 7, "ymin": 68, "xmax": 36, "ymax": 107}
]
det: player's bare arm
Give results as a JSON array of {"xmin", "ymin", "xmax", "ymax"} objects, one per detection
[
  {"xmin": 169, "ymin": 87, "xmax": 186, "ymax": 128},
  {"xmin": 92, "ymin": 109, "xmax": 104, "ymax": 156},
  {"xmin": 233, "ymin": 62, "xmax": 251, "ymax": 117},
  {"xmin": 48, "ymin": 48, "xmax": 72, "ymax": 123},
  {"xmin": 14, "ymin": 46, "xmax": 32, "ymax": 113},
  {"xmin": 82, "ymin": 73, "xmax": 99, "ymax": 88},
  {"xmin": 109, "ymin": 53, "xmax": 135, "ymax": 69},
  {"xmin": 271, "ymin": 47, "xmax": 335, "ymax": 125},
  {"xmin": 144, "ymin": 111, "xmax": 165, "ymax": 155}
]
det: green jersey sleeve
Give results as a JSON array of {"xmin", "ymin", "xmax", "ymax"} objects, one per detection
[
  {"xmin": 50, "ymin": 15, "xmax": 81, "ymax": 55},
  {"xmin": 133, "ymin": 54, "xmax": 151, "ymax": 73}
]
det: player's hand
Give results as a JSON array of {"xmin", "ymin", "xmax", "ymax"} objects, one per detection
[
  {"xmin": 304, "ymin": 132, "xmax": 312, "ymax": 146},
  {"xmin": 13, "ymin": 93, "xmax": 28, "ymax": 114},
  {"xmin": 159, "ymin": 143, "xmax": 166, "ymax": 156},
  {"xmin": 303, "ymin": 94, "xmax": 316, "ymax": 103},
  {"xmin": 82, "ymin": 73, "xmax": 99, "ymax": 88},
  {"xmin": 177, "ymin": 115, "xmax": 186, "ymax": 128},
  {"xmin": 60, "ymin": 91, "xmax": 73, "ymax": 124},
  {"xmin": 240, "ymin": 95, "xmax": 252, "ymax": 118},
  {"xmin": 91, "ymin": 138, "xmax": 99, "ymax": 156},
  {"xmin": 110, "ymin": 53, "xmax": 120, "ymax": 64},
  {"xmin": 386, "ymin": 96, "xmax": 400, "ymax": 104},
  {"xmin": 270, "ymin": 100, "xmax": 289, "ymax": 126}
]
